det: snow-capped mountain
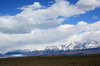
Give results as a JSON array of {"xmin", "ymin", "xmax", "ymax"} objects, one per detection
[
  {"xmin": 45, "ymin": 39, "xmax": 100, "ymax": 51},
  {"xmin": 0, "ymin": 40, "xmax": 100, "ymax": 58}
]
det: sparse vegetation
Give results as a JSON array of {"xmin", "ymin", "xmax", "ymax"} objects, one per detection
[{"xmin": 0, "ymin": 54, "xmax": 100, "ymax": 66}]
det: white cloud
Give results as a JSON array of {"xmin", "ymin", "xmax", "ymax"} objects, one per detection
[
  {"xmin": 0, "ymin": 21, "xmax": 100, "ymax": 53},
  {"xmin": 0, "ymin": 0, "xmax": 100, "ymax": 53},
  {"xmin": 77, "ymin": 21, "xmax": 88, "ymax": 25},
  {"xmin": 0, "ymin": 0, "xmax": 100, "ymax": 33},
  {"xmin": 92, "ymin": 16, "xmax": 100, "ymax": 20},
  {"xmin": 19, "ymin": 2, "xmax": 42, "ymax": 11},
  {"xmin": 76, "ymin": 0, "xmax": 100, "ymax": 10}
]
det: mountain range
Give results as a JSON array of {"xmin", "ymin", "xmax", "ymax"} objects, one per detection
[{"xmin": 0, "ymin": 40, "xmax": 100, "ymax": 58}]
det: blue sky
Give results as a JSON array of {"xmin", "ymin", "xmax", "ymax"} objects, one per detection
[
  {"xmin": 63, "ymin": 8, "xmax": 100, "ymax": 24},
  {"xmin": 0, "ymin": 0, "xmax": 100, "ymax": 53},
  {"xmin": 0, "ymin": 0, "xmax": 54, "ymax": 15},
  {"xmin": 0, "ymin": 0, "xmax": 99, "ymax": 25}
]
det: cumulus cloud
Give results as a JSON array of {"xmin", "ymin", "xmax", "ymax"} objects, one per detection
[
  {"xmin": 19, "ymin": 2, "xmax": 42, "ymax": 10},
  {"xmin": 0, "ymin": 0, "xmax": 100, "ymax": 33},
  {"xmin": 0, "ymin": 21, "xmax": 100, "ymax": 53},
  {"xmin": 76, "ymin": 0, "xmax": 100, "ymax": 10},
  {"xmin": 0, "ymin": 0, "xmax": 100, "ymax": 53}
]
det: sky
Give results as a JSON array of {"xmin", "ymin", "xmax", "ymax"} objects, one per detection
[
  {"xmin": 0, "ymin": 0, "xmax": 100, "ymax": 24},
  {"xmin": 0, "ymin": 0, "xmax": 100, "ymax": 53}
]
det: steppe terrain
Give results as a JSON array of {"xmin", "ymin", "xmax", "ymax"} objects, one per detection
[{"xmin": 0, "ymin": 54, "xmax": 100, "ymax": 66}]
